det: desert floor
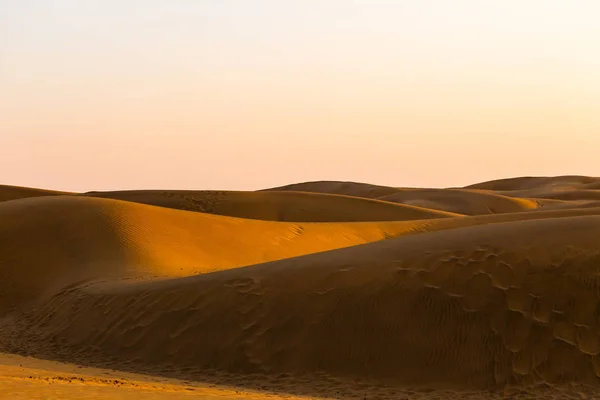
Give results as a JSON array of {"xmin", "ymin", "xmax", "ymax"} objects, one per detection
[{"xmin": 3, "ymin": 176, "xmax": 600, "ymax": 399}]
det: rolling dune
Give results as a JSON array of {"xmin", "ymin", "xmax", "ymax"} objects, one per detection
[
  {"xmin": 2, "ymin": 177, "xmax": 600, "ymax": 399},
  {"xmin": 5, "ymin": 194, "xmax": 600, "ymax": 314},
  {"xmin": 264, "ymin": 180, "xmax": 545, "ymax": 215},
  {"xmin": 0, "ymin": 184, "xmax": 69, "ymax": 202},
  {"xmin": 503, "ymin": 189, "xmax": 600, "ymax": 202},
  {"xmin": 0, "ymin": 195, "xmax": 435, "ymax": 313},
  {"xmin": 3, "ymin": 184, "xmax": 460, "ymax": 222},
  {"xmin": 84, "ymin": 189, "xmax": 458, "ymax": 222},
  {"xmin": 263, "ymin": 181, "xmax": 400, "ymax": 198},
  {"xmin": 12, "ymin": 215, "xmax": 600, "ymax": 392},
  {"xmin": 378, "ymin": 188, "xmax": 539, "ymax": 215},
  {"xmin": 465, "ymin": 175, "xmax": 600, "ymax": 191}
]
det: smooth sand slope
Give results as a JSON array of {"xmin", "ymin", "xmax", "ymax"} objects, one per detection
[
  {"xmin": 1, "ymin": 184, "xmax": 459, "ymax": 222},
  {"xmin": 10, "ymin": 215, "xmax": 600, "ymax": 393},
  {"xmin": 2, "ymin": 176, "xmax": 600, "ymax": 399},
  {"xmin": 378, "ymin": 188, "xmax": 539, "ymax": 215},
  {"xmin": 465, "ymin": 176, "xmax": 600, "ymax": 201},
  {"xmin": 269, "ymin": 178, "xmax": 600, "ymax": 215},
  {"xmin": 5, "ymin": 194, "xmax": 600, "ymax": 314},
  {"xmin": 264, "ymin": 181, "xmax": 400, "ymax": 199},
  {"xmin": 0, "ymin": 195, "xmax": 445, "ymax": 313},
  {"xmin": 265, "ymin": 180, "xmax": 542, "ymax": 215},
  {"xmin": 0, "ymin": 353, "xmax": 308, "ymax": 400},
  {"xmin": 84, "ymin": 189, "xmax": 459, "ymax": 221},
  {"xmin": 465, "ymin": 175, "xmax": 600, "ymax": 191},
  {"xmin": 0, "ymin": 184, "xmax": 68, "ymax": 202}
]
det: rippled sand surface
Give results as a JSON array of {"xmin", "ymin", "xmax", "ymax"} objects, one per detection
[{"xmin": 3, "ymin": 176, "xmax": 600, "ymax": 399}]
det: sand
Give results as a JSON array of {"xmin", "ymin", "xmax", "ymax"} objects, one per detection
[
  {"xmin": 0, "ymin": 353, "xmax": 313, "ymax": 399},
  {"xmin": 377, "ymin": 188, "xmax": 539, "ymax": 215},
  {"xmin": 0, "ymin": 184, "xmax": 69, "ymax": 202},
  {"xmin": 263, "ymin": 181, "xmax": 400, "ymax": 199},
  {"xmin": 263, "ymin": 179, "xmax": 599, "ymax": 215},
  {"xmin": 465, "ymin": 175, "xmax": 600, "ymax": 191},
  {"xmin": 3, "ymin": 176, "xmax": 600, "ymax": 399},
  {"xmin": 83, "ymin": 189, "xmax": 460, "ymax": 221}
]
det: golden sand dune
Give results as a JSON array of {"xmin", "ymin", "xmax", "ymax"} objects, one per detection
[
  {"xmin": 5, "ymin": 193, "xmax": 600, "ymax": 315},
  {"xmin": 0, "ymin": 195, "xmax": 461, "ymax": 313},
  {"xmin": 84, "ymin": 189, "xmax": 459, "ymax": 222},
  {"xmin": 0, "ymin": 184, "xmax": 69, "ymax": 202},
  {"xmin": 3, "ymin": 177, "xmax": 600, "ymax": 399},
  {"xmin": 264, "ymin": 180, "xmax": 543, "ymax": 215},
  {"xmin": 2, "ymin": 183, "xmax": 460, "ymax": 223},
  {"xmin": 378, "ymin": 188, "xmax": 539, "ymax": 215},
  {"xmin": 12, "ymin": 214, "xmax": 600, "ymax": 392},
  {"xmin": 0, "ymin": 353, "xmax": 300, "ymax": 400}
]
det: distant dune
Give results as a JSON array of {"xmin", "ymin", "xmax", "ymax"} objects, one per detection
[
  {"xmin": 465, "ymin": 175, "xmax": 600, "ymax": 191},
  {"xmin": 264, "ymin": 180, "xmax": 400, "ymax": 198},
  {"xmin": 264, "ymin": 179, "xmax": 590, "ymax": 215},
  {"xmin": 377, "ymin": 188, "xmax": 539, "ymax": 215},
  {"xmin": 82, "ymin": 189, "xmax": 460, "ymax": 222},
  {"xmin": 0, "ymin": 184, "xmax": 69, "ymax": 202},
  {"xmin": 2, "ymin": 176, "xmax": 600, "ymax": 399}
]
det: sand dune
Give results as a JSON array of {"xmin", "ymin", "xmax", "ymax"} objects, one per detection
[
  {"xmin": 84, "ymin": 189, "xmax": 459, "ymax": 222},
  {"xmin": 3, "ymin": 177, "xmax": 600, "ymax": 399},
  {"xmin": 465, "ymin": 176, "xmax": 600, "ymax": 205},
  {"xmin": 513, "ymin": 189, "xmax": 600, "ymax": 202},
  {"xmin": 0, "ymin": 353, "xmax": 292, "ymax": 400},
  {"xmin": 535, "ymin": 199, "xmax": 600, "ymax": 210},
  {"xmin": 477, "ymin": 187, "xmax": 600, "ymax": 203},
  {"xmin": 12, "ymin": 214, "xmax": 600, "ymax": 392},
  {"xmin": 4, "ymin": 184, "xmax": 459, "ymax": 223},
  {"xmin": 264, "ymin": 180, "xmax": 400, "ymax": 198},
  {"xmin": 378, "ymin": 188, "xmax": 539, "ymax": 215},
  {"xmin": 5, "ymin": 193, "xmax": 600, "ymax": 314},
  {"xmin": 465, "ymin": 175, "xmax": 600, "ymax": 191},
  {"xmin": 0, "ymin": 195, "xmax": 436, "ymax": 312},
  {"xmin": 264, "ymin": 180, "xmax": 543, "ymax": 215},
  {"xmin": 580, "ymin": 181, "xmax": 600, "ymax": 190},
  {"xmin": 0, "ymin": 184, "xmax": 68, "ymax": 202}
]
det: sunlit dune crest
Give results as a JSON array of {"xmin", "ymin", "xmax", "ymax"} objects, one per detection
[{"xmin": 2, "ymin": 177, "xmax": 600, "ymax": 399}]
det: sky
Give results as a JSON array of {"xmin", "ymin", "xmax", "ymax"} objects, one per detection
[{"xmin": 1, "ymin": 0, "xmax": 600, "ymax": 192}]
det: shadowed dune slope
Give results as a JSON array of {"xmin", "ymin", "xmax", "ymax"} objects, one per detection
[
  {"xmin": 0, "ymin": 184, "xmax": 69, "ymax": 202},
  {"xmin": 463, "ymin": 177, "xmax": 600, "ymax": 204},
  {"xmin": 9, "ymin": 178, "xmax": 600, "ymax": 396},
  {"xmin": 378, "ymin": 188, "xmax": 539, "ymax": 215},
  {"xmin": 0, "ymin": 195, "xmax": 460, "ymax": 313},
  {"xmin": 16, "ymin": 214, "xmax": 600, "ymax": 390},
  {"xmin": 264, "ymin": 181, "xmax": 548, "ymax": 216},
  {"xmin": 4, "ymin": 181, "xmax": 594, "ymax": 220},
  {"xmin": 6, "ymin": 195, "xmax": 600, "ymax": 314},
  {"xmin": 539, "ymin": 190, "xmax": 600, "ymax": 201},
  {"xmin": 83, "ymin": 189, "xmax": 459, "ymax": 221},
  {"xmin": 502, "ymin": 189, "xmax": 600, "ymax": 202},
  {"xmin": 263, "ymin": 180, "xmax": 400, "ymax": 198},
  {"xmin": 534, "ymin": 199, "xmax": 600, "ymax": 210},
  {"xmin": 465, "ymin": 176, "xmax": 599, "ymax": 191}
]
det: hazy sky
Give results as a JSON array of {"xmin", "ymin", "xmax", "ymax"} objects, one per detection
[{"xmin": 2, "ymin": 1, "xmax": 599, "ymax": 191}]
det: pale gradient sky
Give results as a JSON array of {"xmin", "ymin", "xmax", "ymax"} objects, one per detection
[{"xmin": 1, "ymin": 0, "xmax": 599, "ymax": 192}]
